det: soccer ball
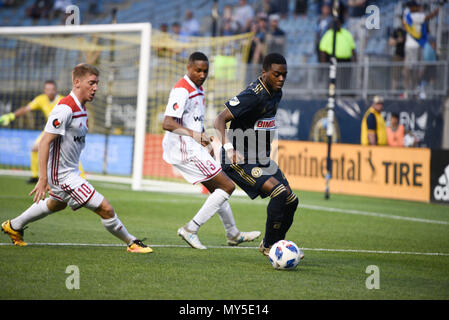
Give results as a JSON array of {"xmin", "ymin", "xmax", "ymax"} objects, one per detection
[{"xmin": 268, "ymin": 240, "xmax": 301, "ymax": 270}]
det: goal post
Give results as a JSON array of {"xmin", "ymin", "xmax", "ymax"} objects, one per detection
[
  {"xmin": 0, "ymin": 23, "xmax": 252, "ymax": 193},
  {"xmin": 0, "ymin": 23, "xmax": 151, "ymax": 189}
]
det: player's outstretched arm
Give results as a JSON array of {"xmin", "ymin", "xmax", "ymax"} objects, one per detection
[
  {"xmin": 29, "ymin": 132, "xmax": 57, "ymax": 203},
  {"xmin": 0, "ymin": 105, "xmax": 31, "ymax": 126},
  {"xmin": 162, "ymin": 115, "xmax": 212, "ymax": 147}
]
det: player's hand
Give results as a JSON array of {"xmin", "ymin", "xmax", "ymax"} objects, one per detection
[
  {"xmin": 29, "ymin": 178, "xmax": 51, "ymax": 203},
  {"xmin": 226, "ymin": 149, "xmax": 244, "ymax": 164},
  {"xmin": 0, "ymin": 112, "xmax": 15, "ymax": 126},
  {"xmin": 195, "ymin": 132, "xmax": 213, "ymax": 147}
]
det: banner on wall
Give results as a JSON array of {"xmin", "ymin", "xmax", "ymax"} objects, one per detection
[
  {"xmin": 276, "ymin": 98, "xmax": 444, "ymax": 148},
  {"xmin": 430, "ymin": 149, "xmax": 449, "ymax": 204},
  {"xmin": 0, "ymin": 128, "xmax": 133, "ymax": 176},
  {"xmin": 275, "ymin": 140, "xmax": 431, "ymax": 202}
]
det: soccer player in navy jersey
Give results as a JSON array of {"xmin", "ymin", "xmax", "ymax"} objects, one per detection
[{"xmin": 214, "ymin": 53, "xmax": 303, "ymax": 258}]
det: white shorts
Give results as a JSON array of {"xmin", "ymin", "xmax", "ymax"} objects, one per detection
[
  {"xmin": 49, "ymin": 172, "xmax": 104, "ymax": 211},
  {"xmin": 172, "ymin": 148, "xmax": 222, "ymax": 185}
]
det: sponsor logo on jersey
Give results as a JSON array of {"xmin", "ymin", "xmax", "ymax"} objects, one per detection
[
  {"xmin": 193, "ymin": 115, "xmax": 204, "ymax": 122},
  {"xmin": 53, "ymin": 119, "xmax": 61, "ymax": 128},
  {"xmin": 251, "ymin": 167, "xmax": 263, "ymax": 178},
  {"xmin": 229, "ymin": 96, "xmax": 240, "ymax": 106},
  {"xmin": 173, "ymin": 103, "xmax": 179, "ymax": 110},
  {"xmin": 254, "ymin": 117, "xmax": 276, "ymax": 130},
  {"xmin": 73, "ymin": 136, "xmax": 85, "ymax": 143}
]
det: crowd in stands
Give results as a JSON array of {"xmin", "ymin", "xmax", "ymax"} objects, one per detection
[{"xmin": 0, "ymin": 0, "xmax": 445, "ymax": 99}]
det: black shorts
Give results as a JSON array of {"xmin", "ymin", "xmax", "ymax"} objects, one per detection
[{"xmin": 221, "ymin": 150, "xmax": 290, "ymax": 200}]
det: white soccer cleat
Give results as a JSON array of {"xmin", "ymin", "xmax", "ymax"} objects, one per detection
[
  {"xmin": 227, "ymin": 231, "xmax": 261, "ymax": 246},
  {"xmin": 177, "ymin": 226, "xmax": 207, "ymax": 250}
]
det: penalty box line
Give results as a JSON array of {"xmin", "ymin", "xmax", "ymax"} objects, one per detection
[{"xmin": 1, "ymin": 242, "xmax": 448, "ymax": 256}]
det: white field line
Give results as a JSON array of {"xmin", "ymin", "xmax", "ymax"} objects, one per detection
[
  {"xmin": 1, "ymin": 170, "xmax": 448, "ymax": 226},
  {"xmin": 0, "ymin": 242, "xmax": 448, "ymax": 256},
  {"xmin": 300, "ymin": 204, "xmax": 449, "ymax": 226}
]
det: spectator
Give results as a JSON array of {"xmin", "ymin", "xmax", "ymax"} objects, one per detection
[
  {"xmin": 219, "ymin": 4, "xmax": 238, "ymax": 36},
  {"xmin": 388, "ymin": 21, "xmax": 406, "ymax": 93},
  {"xmin": 319, "ymin": 19, "xmax": 356, "ymax": 63},
  {"xmin": 347, "ymin": 0, "xmax": 367, "ymax": 18},
  {"xmin": 361, "ymin": 96, "xmax": 387, "ymax": 146},
  {"xmin": 52, "ymin": 0, "xmax": 71, "ymax": 16},
  {"xmin": 156, "ymin": 24, "xmax": 170, "ymax": 57},
  {"xmin": 294, "ymin": 0, "xmax": 308, "ymax": 16},
  {"xmin": 402, "ymin": 0, "xmax": 439, "ymax": 97},
  {"xmin": 170, "ymin": 22, "xmax": 188, "ymax": 57},
  {"xmin": 319, "ymin": 20, "xmax": 357, "ymax": 91},
  {"xmin": 386, "ymin": 113, "xmax": 404, "ymax": 147},
  {"xmin": 419, "ymin": 36, "xmax": 437, "ymax": 99},
  {"xmin": 160, "ymin": 23, "xmax": 168, "ymax": 33},
  {"xmin": 181, "ymin": 10, "xmax": 201, "ymax": 37},
  {"xmin": 26, "ymin": 0, "xmax": 54, "ymax": 22},
  {"xmin": 171, "ymin": 22, "xmax": 182, "ymax": 36},
  {"xmin": 233, "ymin": 0, "xmax": 255, "ymax": 33},
  {"xmin": 276, "ymin": 0, "xmax": 289, "ymax": 18},
  {"xmin": 266, "ymin": 14, "xmax": 286, "ymax": 56},
  {"xmin": 315, "ymin": 3, "xmax": 333, "ymax": 61},
  {"xmin": 254, "ymin": 0, "xmax": 277, "ymax": 17},
  {"xmin": 247, "ymin": 16, "xmax": 268, "ymax": 64}
]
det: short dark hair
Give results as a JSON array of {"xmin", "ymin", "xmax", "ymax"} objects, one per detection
[
  {"xmin": 262, "ymin": 53, "xmax": 286, "ymax": 71},
  {"xmin": 188, "ymin": 51, "xmax": 208, "ymax": 64},
  {"xmin": 44, "ymin": 79, "xmax": 56, "ymax": 87},
  {"xmin": 391, "ymin": 113, "xmax": 400, "ymax": 119}
]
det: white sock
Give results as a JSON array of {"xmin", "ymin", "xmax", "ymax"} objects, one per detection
[
  {"xmin": 10, "ymin": 198, "xmax": 52, "ymax": 230},
  {"xmin": 101, "ymin": 213, "xmax": 136, "ymax": 245},
  {"xmin": 217, "ymin": 201, "xmax": 240, "ymax": 239},
  {"xmin": 186, "ymin": 188, "xmax": 230, "ymax": 233}
]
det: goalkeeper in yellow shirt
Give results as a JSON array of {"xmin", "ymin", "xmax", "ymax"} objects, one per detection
[{"xmin": 0, "ymin": 80, "xmax": 85, "ymax": 183}]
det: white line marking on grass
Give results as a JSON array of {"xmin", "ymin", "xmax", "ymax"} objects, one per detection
[
  {"xmin": 1, "ymin": 242, "xmax": 448, "ymax": 256},
  {"xmin": 301, "ymin": 204, "xmax": 449, "ymax": 226},
  {"xmin": 2, "ymin": 171, "xmax": 448, "ymax": 225}
]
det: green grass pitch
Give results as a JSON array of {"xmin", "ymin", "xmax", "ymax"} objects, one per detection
[{"xmin": 0, "ymin": 175, "xmax": 448, "ymax": 300}]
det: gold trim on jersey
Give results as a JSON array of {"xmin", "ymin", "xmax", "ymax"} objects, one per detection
[
  {"xmin": 230, "ymin": 164, "xmax": 256, "ymax": 186},
  {"xmin": 257, "ymin": 77, "xmax": 272, "ymax": 96}
]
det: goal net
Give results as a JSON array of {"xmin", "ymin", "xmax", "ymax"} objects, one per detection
[{"xmin": 0, "ymin": 24, "xmax": 253, "ymax": 193}]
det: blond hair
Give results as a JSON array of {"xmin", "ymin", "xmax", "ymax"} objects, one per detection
[{"xmin": 72, "ymin": 63, "xmax": 99, "ymax": 83}]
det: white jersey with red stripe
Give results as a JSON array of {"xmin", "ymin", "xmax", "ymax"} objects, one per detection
[
  {"xmin": 162, "ymin": 75, "xmax": 222, "ymax": 184},
  {"xmin": 162, "ymin": 75, "xmax": 206, "ymax": 164},
  {"xmin": 44, "ymin": 91, "xmax": 88, "ymax": 184}
]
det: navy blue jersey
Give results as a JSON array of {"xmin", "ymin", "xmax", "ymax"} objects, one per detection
[{"xmin": 224, "ymin": 77, "xmax": 282, "ymax": 165}]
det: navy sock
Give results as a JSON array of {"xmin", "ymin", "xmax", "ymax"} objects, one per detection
[
  {"xmin": 279, "ymin": 192, "xmax": 299, "ymax": 239},
  {"xmin": 264, "ymin": 184, "xmax": 288, "ymax": 247}
]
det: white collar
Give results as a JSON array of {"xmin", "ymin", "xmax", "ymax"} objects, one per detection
[
  {"xmin": 184, "ymin": 75, "xmax": 203, "ymax": 93},
  {"xmin": 70, "ymin": 91, "xmax": 85, "ymax": 110}
]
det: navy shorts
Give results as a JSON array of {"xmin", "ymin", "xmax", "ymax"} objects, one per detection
[{"xmin": 221, "ymin": 150, "xmax": 290, "ymax": 199}]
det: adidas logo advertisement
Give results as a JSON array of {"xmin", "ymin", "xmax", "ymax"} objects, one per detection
[
  {"xmin": 430, "ymin": 150, "xmax": 449, "ymax": 204},
  {"xmin": 434, "ymin": 164, "xmax": 449, "ymax": 202}
]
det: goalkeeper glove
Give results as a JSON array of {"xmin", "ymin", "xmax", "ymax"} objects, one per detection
[{"xmin": 0, "ymin": 112, "xmax": 15, "ymax": 126}]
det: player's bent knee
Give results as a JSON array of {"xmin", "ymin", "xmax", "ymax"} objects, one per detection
[
  {"xmin": 94, "ymin": 199, "xmax": 115, "ymax": 219},
  {"xmin": 47, "ymin": 198, "xmax": 67, "ymax": 212},
  {"xmin": 286, "ymin": 192, "xmax": 299, "ymax": 208}
]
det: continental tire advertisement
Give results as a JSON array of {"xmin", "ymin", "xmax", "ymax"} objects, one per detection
[{"xmin": 275, "ymin": 141, "xmax": 431, "ymax": 202}]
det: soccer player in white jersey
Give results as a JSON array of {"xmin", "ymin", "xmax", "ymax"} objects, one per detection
[
  {"xmin": 162, "ymin": 52, "xmax": 260, "ymax": 249},
  {"xmin": 1, "ymin": 63, "xmax": 152, "ymax": 253}
]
